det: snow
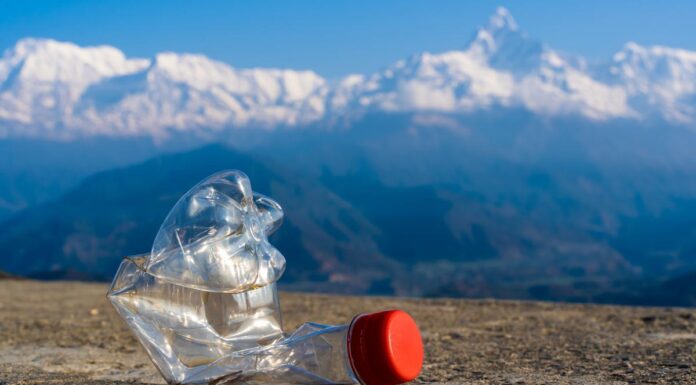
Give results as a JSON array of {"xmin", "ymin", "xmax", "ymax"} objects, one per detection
[
  {"xmin": 335, "ymin": 8, "xmax": 631, "ymax": 121},
  {"xmin": 0, "ymin": 8, "xmax": 695, "ymax": 139},
  {"xmin": 0, "ymin": 40, "xmax": 328, "ymax": 137},
  {"xmin": 0, "ymin": 38, "xmax": 149, "ymax": 84},
  {"xmin": 601, "ymin": 42, "xmax": 696, "ymax": 123},
  {"xmin": 489, "ymin": 6, "xmax": 518, "ymax": 31}
]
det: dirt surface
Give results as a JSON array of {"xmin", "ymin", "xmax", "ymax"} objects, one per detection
[{"xmin": 0, "ymin": 280, "xmax": 694, "ymax": 384}]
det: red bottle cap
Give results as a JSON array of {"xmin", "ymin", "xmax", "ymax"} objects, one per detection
[{"xmin": 347, "ymin": 309, "xmax": 424, "ymax": 385}]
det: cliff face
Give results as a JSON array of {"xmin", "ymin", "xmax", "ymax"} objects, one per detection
[{"xmin": 0, "ymin": 280, "xmax": 694, "ymax": 384}]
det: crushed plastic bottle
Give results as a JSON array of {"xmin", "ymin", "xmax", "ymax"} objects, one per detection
[{"xmin": 108, "ymin": 170, "xmax": 424, "ymax": 385}]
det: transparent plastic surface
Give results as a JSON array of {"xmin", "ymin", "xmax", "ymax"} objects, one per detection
[
  {"xmin": 107, "ymin": 171, "xmax": 360, "ymax": 384},
  {"xmin": 201, "ymin": 323, "xmax": 358, "ymax": 385},
  {"xmin": 109, "ymin": 255, "xmax": 285, "ymax": 383},
  {"xmin": 148, "ymin": 170, "xmax": 285, "ymax": 292},
  {"xmin": 109, "ymin": 255, "xmax": 357, "ymax": 384}
]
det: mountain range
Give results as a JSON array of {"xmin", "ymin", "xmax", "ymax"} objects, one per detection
[
  {"xmin": 3, "ymin": 130, "xmax": 696, "ymax": 304},
  {"xmin": 1, "ymin": 8, "xmax": 696, "ymax": 306},
  {"xmin": 1, "ymin": 7, "xmax": 695, "ymax": 139}
]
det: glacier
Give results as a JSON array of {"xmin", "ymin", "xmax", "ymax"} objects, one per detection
[{"xmin": 0, "ymin": 7, "xmax": 695, "ymax": 139}]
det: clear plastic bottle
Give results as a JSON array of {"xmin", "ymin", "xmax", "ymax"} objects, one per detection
[
  {"xmin": 109, "ymin": 256, "xmax": 424, "ymax": 385},
  {"xmin": 108, "ymin": 171, "xmax": 424, "ymax": 384}
]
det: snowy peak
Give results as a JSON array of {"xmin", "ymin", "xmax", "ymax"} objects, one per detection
[
  {"xmin": 470, "ymin": 6, "xmax": 520, "ymax": 49},
  {"xmin": 335, "ymin": 7, "xmax": 632, "ymax": 120},
  {"xmin": 609, "ymin": 41, "xmax": 696, "ymax": 85},
  {"xmin": 146, "ymin": 51, "xmax": 328, "ymax": 103},
  {"xmin": 0, "ymin": 38, "xmax": 151, "ymax": 134},
  {"xmin": 0, "ymin": 40, "xmax": 328, "ymax": 137},
  {"xmin": 466, "ymin": 7, "xmax": 546, "ymax": 74},
  {"xmin": 602, "ymin": 42, "xmax": 696, "ymax": 123},
  {"xmin": 488, "ymin": 6, "xmax": 518, "ymax": 32},
  {"xmin": 149, "ymin": 52, "xmax": 240, "ymax": 89},
  {"xmin": 1, "ymin": 8, "xmax": 696, "ymax": 139},
  {"xmin": 0, "ymin": 38, "xmax": 149, "ymax": 84}
]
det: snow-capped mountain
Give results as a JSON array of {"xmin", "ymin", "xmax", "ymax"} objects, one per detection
[
  {"xmin": 0, "ymin": 39, "xmax": 328, "ymax": 137},
  {"xmin": 600, "ymin": 42, "xmax": 696, "ymax": 123},
  {"xmin": 333, "ymin": 8, "xmax": 634, "ymax": 121},
  {"xmin": 0, "ymin": 38, "xmax": 150, "ymax": 136},
  {"xmin": 74, "ymin": 53, "xmax": 328, "ymax": 136},
  {"xmin": 1, "ymin": 7, "xmax": 695, "ymax": 138}
]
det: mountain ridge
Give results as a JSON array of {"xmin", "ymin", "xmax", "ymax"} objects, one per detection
[
  {"xmin": 0, "ymin": 144, "xmax": 405, "ymax": 294},
  {"xmin": 4, "ymin": 114, "xmax": 696, "ymax": 303},
  {"xmin": 1, "ymin": 7, "xmax": 695, "ymax": 138}
]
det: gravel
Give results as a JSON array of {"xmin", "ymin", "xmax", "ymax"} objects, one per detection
[{"xmin": 0, "ymin": 280, "xmax": 694, "ymax": 384}]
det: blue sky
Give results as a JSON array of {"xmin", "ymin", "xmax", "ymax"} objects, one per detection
[{"xmin": 1, "ymin": 0, "xmax": 695, "ymax": 79}]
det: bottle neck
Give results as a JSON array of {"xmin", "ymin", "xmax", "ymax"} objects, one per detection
[{"xmin": 346, "ymin": 314, "xmax": 366, "ymax": 385}]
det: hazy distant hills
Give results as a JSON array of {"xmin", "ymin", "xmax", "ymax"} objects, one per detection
[
  {"xmin": 596, "ymin": 271, "xmax": 696, "ymax": 307},
  {"xmin": 0, "ymin": 145, "xmax": 400, "ymax": 293},
  {"xmin": 0, "ymin": 7, "xmax": 695, "ymax": 138},
  {"xmin": 2, "ymin": 111, "xmax": 696, "ymax": 304},
  {"xmin": 0, "ymin": 137, "xmax": 173, "ymax": 219}
]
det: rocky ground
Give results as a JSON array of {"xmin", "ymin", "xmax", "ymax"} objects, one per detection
[{"xmin": 0, "ymin": 280, "xmax": 694, "ymax": 384}]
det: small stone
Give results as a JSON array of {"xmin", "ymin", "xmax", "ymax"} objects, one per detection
[{"xmin": 89, "ymin": 308, "xmax": 99, "ymax": 316}]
